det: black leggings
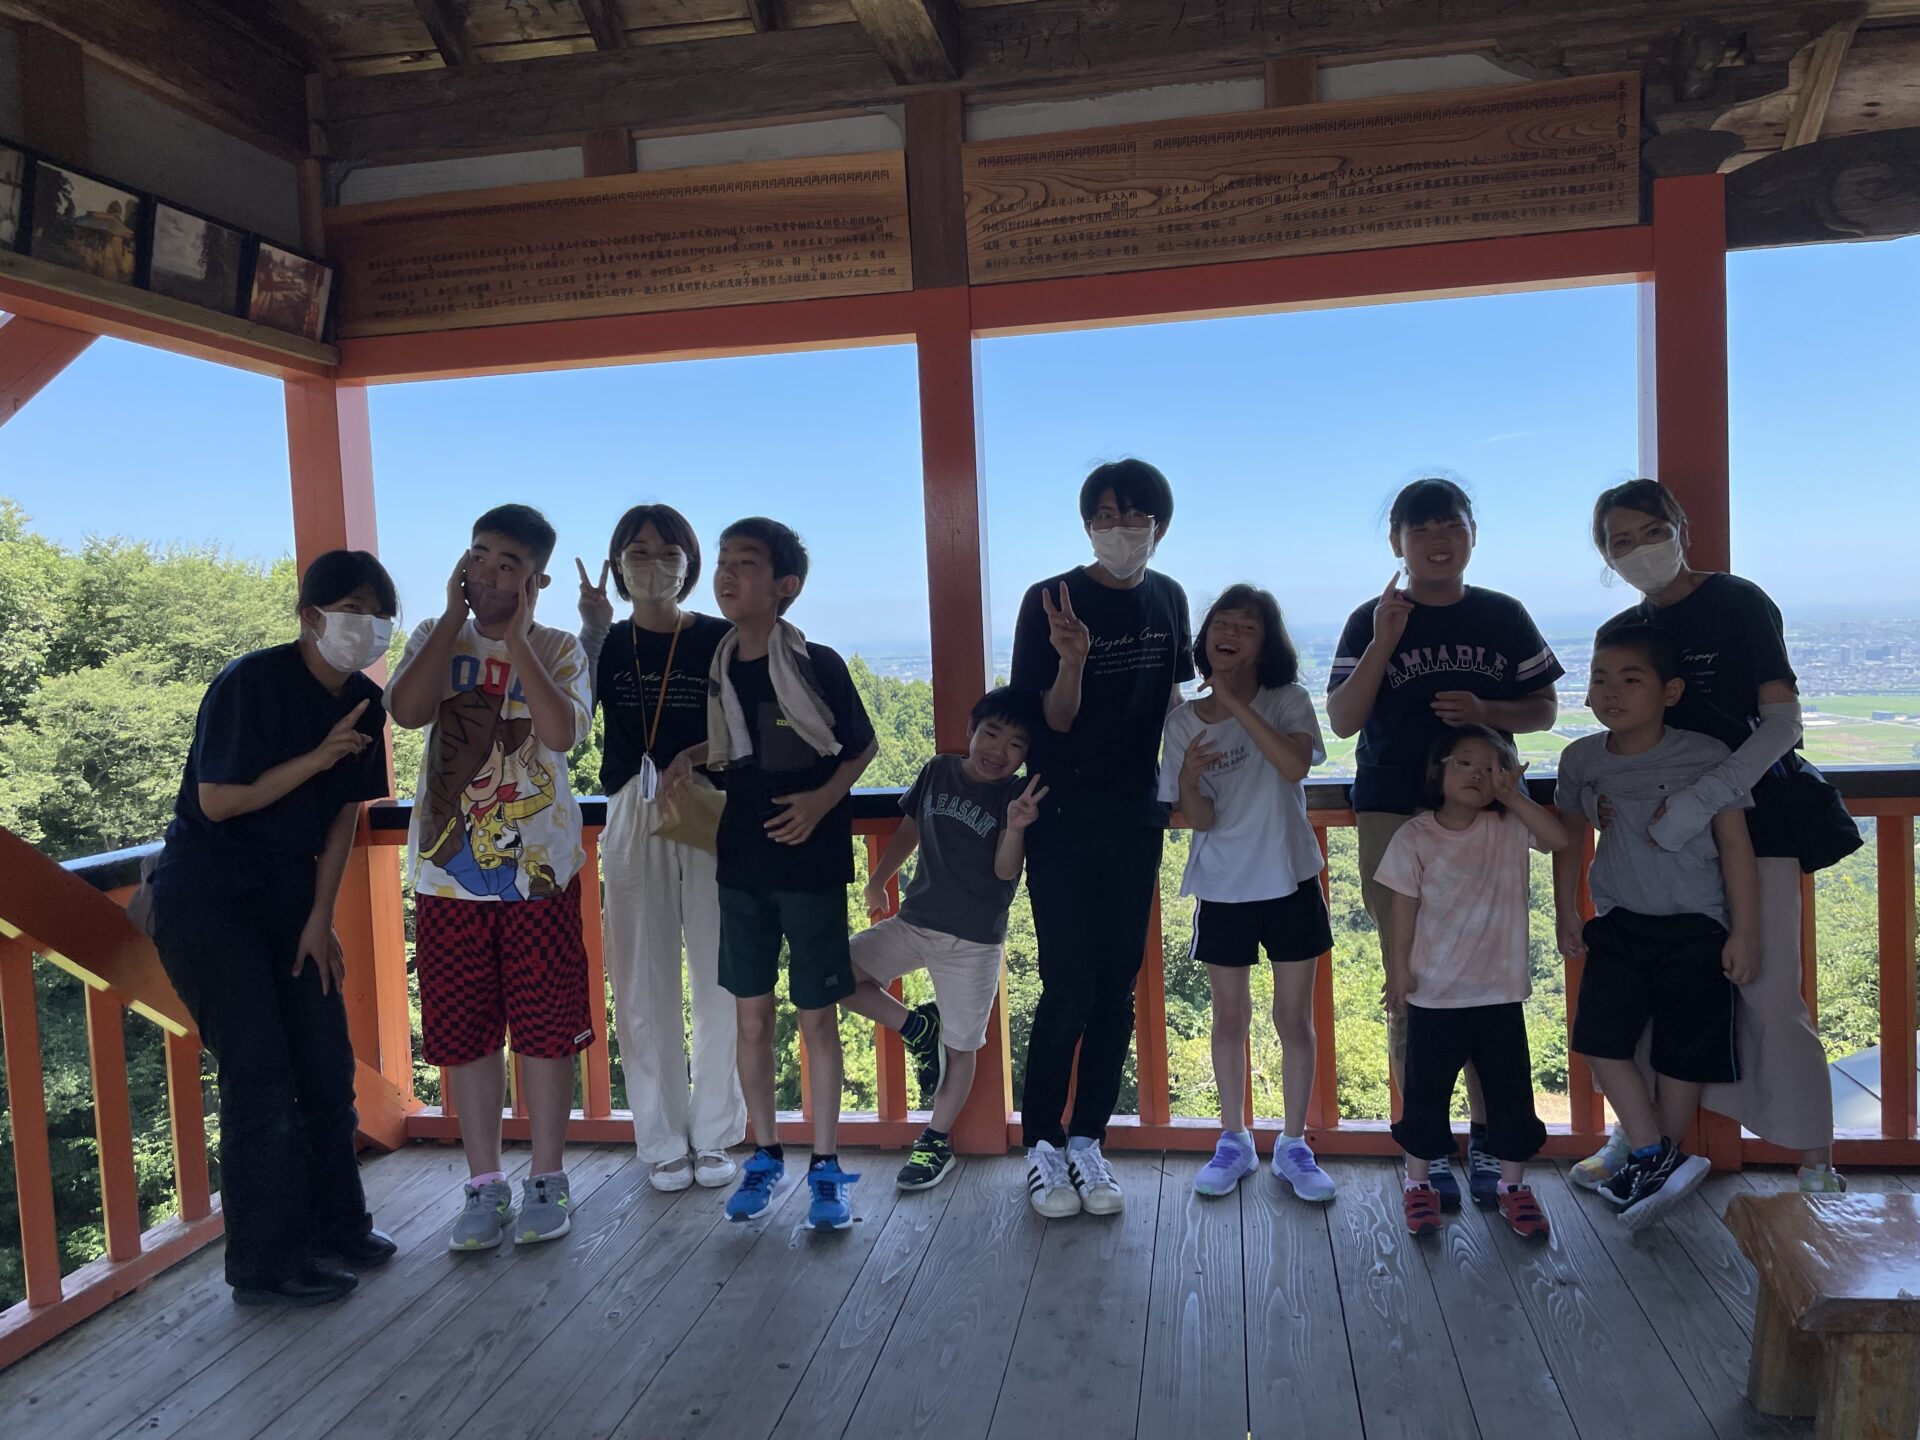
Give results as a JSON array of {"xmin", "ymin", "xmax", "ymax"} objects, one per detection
[
  {"xmin": 152, "ymin": 854, "xmax": 370, "ymax": 1288},
  {"xmin": 1392, "ymin": 1001, "xmax": 1546, "ymax": 1164}
]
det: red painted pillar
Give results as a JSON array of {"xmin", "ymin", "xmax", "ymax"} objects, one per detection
[
  {"xmin": 1638, "ymin": 174, "xmax": 1730, "ymax": 572},
  {"xmin": 915, "ymin": 286, "xmax": 1008, "ymax": 1154}
]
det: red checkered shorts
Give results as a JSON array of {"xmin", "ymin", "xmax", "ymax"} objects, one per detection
[{"xmin": 414, "ymin": 877, "xmax": 597, "ymax": 1066}]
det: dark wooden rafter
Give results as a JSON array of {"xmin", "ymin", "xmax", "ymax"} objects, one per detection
[
  {"xmin": 1726, "ymin": 124, "xmax": 1920, "ymax": 245},
  {"xmin": 847, "ymin": 0, "xmax": 961, "ymax": 84},
  {"xmin": 0, "ymin": 0, "xmax": 308, "ymax": 155},
  {"xmin": 319, "ymin": 0, "xmax": 1871, "ymax": 161},
  {"xmin": 576, "ymin": 0, "xmax": 628, "ymax": 51},
  {"xmin": 414, "ymin": 0, "xmax": 480, "ymax": 67},
  {"xmin": 745, "ymin": 0, "xmax": 780, "ymax": 32}
]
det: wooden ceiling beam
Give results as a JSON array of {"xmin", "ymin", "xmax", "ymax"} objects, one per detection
[
  {"xmin": 745, "ymin": 0, "xmax": 780, "ymax": 32},
  {"xmin": 1784, "ymin": 19, "xmax": 1859, "ymax": 147},
  {"xmin": 321, "ymin": 0, "xmax": 1868, "ymax": 162},
  {"xmin": 414, "ymin": 0, "xmax": 480, "ymax": 67},
  {"xmin": 0, "ymin": 0, "xmax": 308, "ymax": 156},
  {"xmin": 846, "ymin": 0, "xmax": 960, "ymax": 84},
  {"xmin": 577, "ymin": 0, "xmax": 628, "ymax": 51}
]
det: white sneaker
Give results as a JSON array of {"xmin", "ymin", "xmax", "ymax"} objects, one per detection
[
  {"xmin": 693, "ymin": 1150, "xmax": 738, "ymax": 1188},
  {"xmin": 1026, "ymin": 1141, "xmax": 1081, "ymax": 1219},
  {"xmin": 649, "ymin": 1155, "xmax": 695, "ymax": 1193},
  {"xmin": 1067, "ymin": 1139, "xmax": 1124, "ymax": 1216},
  {"xmin": 1270, "ymin": 1137, "xmax": 1336, "ymax": 1203}
]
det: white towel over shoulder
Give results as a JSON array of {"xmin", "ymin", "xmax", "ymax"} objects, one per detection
[{"xmin": 707, "ymin": 619, "xmax": 841, "ymax": 768}]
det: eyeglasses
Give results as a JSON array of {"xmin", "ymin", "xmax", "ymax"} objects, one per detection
[{"xmin": 1089, "ymin": 509, "xmax": 1156, "ymax": 532}]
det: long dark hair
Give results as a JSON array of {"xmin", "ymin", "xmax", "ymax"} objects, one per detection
[{"xmin": 1195, "ymin": 583, "xmax": 1299, "ymax": 688}]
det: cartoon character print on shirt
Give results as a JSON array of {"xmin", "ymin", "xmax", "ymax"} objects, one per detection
[{"xmin": 423, "ymin": 716, "xmax": 559, "ymax": 900}]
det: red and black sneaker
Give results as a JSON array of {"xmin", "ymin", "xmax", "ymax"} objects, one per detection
[
  {"xmin": 1403, "ymin": 1182, "xmax": 1443, "ymax": 1236},
  {"xmin": 1497, "ymin": 1184, "xmax": 1551, "ymax": 1241}
]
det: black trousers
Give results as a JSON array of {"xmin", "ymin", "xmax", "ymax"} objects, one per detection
[
  {"xmin": 1020, "ymin": 818, "xmax": 1163, "ymax": 1147},
  {"xmin": 152, "ymin": 851, "xmax": 371, "ymax": 1289},
  {"xmin": 1391, "ymin": 1001, "xmax": 1547, "ymax": 1164}
]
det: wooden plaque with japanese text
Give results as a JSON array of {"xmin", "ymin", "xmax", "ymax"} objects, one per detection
[
  {"xmin": 326, "ymin": 153, "xmax": 911, "ymax": 337},
  {"xmin": 962, "ymin": 75, "xmax": 1640, "ymax": 285}
]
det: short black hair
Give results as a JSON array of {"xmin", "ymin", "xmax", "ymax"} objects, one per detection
[
  {"xmin": 969, "ymin": 686, "xmax": 1043, "ymax": 742},
  {"xmin": 608, "ymin": 503, "xmax": 701, "ymax": 602},
  {"xmin": 719, "ymin": 516, "xmax": 808, "ymax": 615},
  {"xmin": 1421, "ymin": 723, "xmax": 1517, "ymax": 813},
  {"xmin": 472, "ymin": 503, "xmax": 557, "ymax": 570},
  {"xmin": 1195, "ymin": 583, "xmax": 1299, "ymax": 689},
  {"xmin": 1389, "ymin": 476, "xmax": 1474, "ymax": 532},
  {"xmin": 1593, "ymin": 619, "xmax": 1683, "ymax": 683},
  {"xmin": 298, "ymin": 549, "xmax": 397, "ymax": 618},
  {"xmin": 1078, "ymin": 459, "xmax": 1174, "ymax": 529},
  {"xmin": 1591, "ymin": 477, "xmax": 1687, "ymax": 553}
]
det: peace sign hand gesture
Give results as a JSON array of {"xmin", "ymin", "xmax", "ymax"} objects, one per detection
[
  {"xmin": 575, "ymin": 557, "xmax": 614, "ymax": 630},
  {"xmin": 1040, "ymin": 583, "xmax": 1090, "ymax": 667},
  {"xmin": 1007, "ymin": 774, "xmax": 1049, "ymax": 831}
]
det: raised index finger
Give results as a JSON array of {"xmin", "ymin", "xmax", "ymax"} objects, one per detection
[
  {"xmin": 1056, "ymin": 583, "xmax": 1076, "ymax": 618},
  {"xmin": 336, "ymin": 698, "xmax": 371, "ymax": 728},
  {"xmin": 575, "ymin": 556, "xmax": 591, "ymax": 587},
  {"xmin": 1382, "ymin": 570, "xmax": 1402, "ymax": 601},
  {"xmin": 597, "ymin": 559, "xmax": 611, "ymax": 591}
]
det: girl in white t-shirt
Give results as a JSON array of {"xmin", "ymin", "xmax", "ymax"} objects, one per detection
[
  {"xmin": 1374, "ymin": 725, "xmax": 1570, "ymax": 1241},
  {"xmin": 1159, "ymin": 585, "xmax": 1334, "ymax": 1202}
]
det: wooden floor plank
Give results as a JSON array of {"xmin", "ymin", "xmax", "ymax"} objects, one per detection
[
  {"xmin": 0, "ymin": 1142, "xmax": 456, "ymax": 1436},
  {"xmin": 261, "ymin": 1147, "xmax": 657, "ymax": 1440},
  {"xmin": 1660, "ymin": 1172, "xmax": 1769, "ymax": 1339},
  {"xmin": 989, "ymin": 1154, "xmax": 1161, "ymax": 1440},
  {"xmin": 1321, "ymin": 1159, "xmax": 1479, "ymax": 1440},
  {"xmin": 1241, "ymin": 1158, "xmax": 1363, "ymax": 1440},
  {"xmin": 767, "ymin": 1163, "xmax": 962, "ymax": 1440},
  {"xmin": 840, "ymin": 1155, "xmax": 1044, "ymax": 1440},
  {"xmin": 1548, "ymin": 1166, "xmax": 1796, "ymax": 1440},
  {"xmin": 526, "ymin": 1170, "xmax": 815, "ymax": 1440},
  {"xmin": 1481, "ymin": 1160, "xmax": 1712, "ymax": 1440},
  {"xmin": 624, "ymin": 1161, "xmax": 911, "ymax": 1439},
  {"xmin": 1136, "ymin": 1154, "xmax": 1248, "ymax": 1440},
  {"xmin": 1420, "ymin": 1180, "xmax": 1578, "ymax": 1440},
  {"xmin": 100, "ymin": 1145, "xmax": 528, "ymax": 1440}
]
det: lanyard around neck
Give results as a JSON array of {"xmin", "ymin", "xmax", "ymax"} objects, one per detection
[{"xmin": 633, "ymin": 614, "xmax": 684, "ymax": 758}]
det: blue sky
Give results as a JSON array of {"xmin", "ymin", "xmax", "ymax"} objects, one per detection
[{"xmin": 4, "ymin": 235, "xmax": 1915, "ymax": 651}]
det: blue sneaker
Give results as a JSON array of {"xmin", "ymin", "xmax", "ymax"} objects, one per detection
[
  {"xmin": 1428, "ymin": 1153, "xmax": 1462, "ymax": 1213},
  {"xmin": 1193, "ymin": 1130, "xmax": 1258, "ymax": 1197},
  {"xmin": 1466, "ymin": 1129, "xmax": 1501, "ymax": 1209},
  {"xmin": 805, "ymin": 1160, "xmax": 861, "ymax": 1231},
  {"xmin": 725, "ymin": 1149, "xmax": 783, "ymax": 1221}
]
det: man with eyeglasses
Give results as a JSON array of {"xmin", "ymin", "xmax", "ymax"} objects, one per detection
[{"xmin": 1009, "ymin": 458, "xmax": 1194, "ymax": 1218}]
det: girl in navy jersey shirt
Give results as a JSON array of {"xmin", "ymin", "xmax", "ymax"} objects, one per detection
[{"xmin": 1326, "ymin": 477, "xmax": 1562, "ymax": 1210}]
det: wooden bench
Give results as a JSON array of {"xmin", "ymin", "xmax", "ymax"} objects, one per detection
[{"xmin": 1725, "ymin": 1192, "xmax": 1920, "ymax": 1440}]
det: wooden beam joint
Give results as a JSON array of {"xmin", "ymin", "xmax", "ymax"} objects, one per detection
[
  {"xmin": 847, "ymin": 0, "xmax": 962, "ymax": 85},
  {"xmin": 576, "ymin": 0, "xmax": 628, "ymax": 52},
  {"xmin": 414, "ymin": 0, "xmax": 480, "ymax": 67}
]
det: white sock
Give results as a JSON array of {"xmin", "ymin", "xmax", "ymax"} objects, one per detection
[
  {"xmin": 1281, "ymin": 1132, "xmax": 1304, "ymax": 1146},
  {"xmin": 1067, "ymin": 1135, "xmax": 1096, "ymax": 1153}
]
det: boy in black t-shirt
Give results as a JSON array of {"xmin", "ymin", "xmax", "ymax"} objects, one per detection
[
  {"xmin": 706, "ymin": 517, "xmax": 877, "ymax": 1232},
  {"xmin": 1009, "ymin": 460, "xmax": 1194, "ymax": 1219},
  {"xmin": 843, "ymin": 687, "xmax": 1047, "ymax": 1192}
]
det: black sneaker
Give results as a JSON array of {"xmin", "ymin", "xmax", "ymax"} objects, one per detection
[
  {"xmin": 1427, "ymin": 1154, "xmax": 1462, "ymax": 1212},
  {"xmin": 1618, "ymin": 1140, "xmax": 1710, "ymax": 1233},
  {"xmin": 1466, "ymin": 1129, "xmax": 1501, "ymax": 1209},
  {"xmin": 903, "ymin": 1002, "xmax": 945, "ymax": 1103},
  {"xmin": 896, "ymin": 1133, "xmax": 957, "ymax": 1191}
]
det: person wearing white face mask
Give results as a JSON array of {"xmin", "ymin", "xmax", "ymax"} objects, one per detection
[
  {"xmin": 1009, "ymin": 459, "xmax": 1195, "ymax": 1219},
  {"xmin": 149, "ymin": 550, "xmax": 401, "ymax": 1306},
  {"xmin": 1566, "ymin": 478, "xmax": 1860, "ymax": 1196},
  {"xmin": 577, "ymin": 504, "xmax": 745, "ymax": 1193}
]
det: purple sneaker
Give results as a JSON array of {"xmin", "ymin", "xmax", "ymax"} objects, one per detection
[
  {"xmin": 1193, "ymin": 1130, "xmax": 1258, "ymax": 1197},
  {"xmin": 1270, "ymin": 1138, "xmax": 1336, "ymax": 1203}
]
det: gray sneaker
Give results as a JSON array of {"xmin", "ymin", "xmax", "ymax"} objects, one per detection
[
  {"xmin": 448, "ymin": 1178, "xmax": 515, "ymax": 1252},
  {"xmin": 516, "ymin": 1172, "xmax": 572, "ymax": 1244}
]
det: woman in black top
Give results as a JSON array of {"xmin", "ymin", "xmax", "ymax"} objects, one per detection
[
  {"xmin": 577, "ymin": 504, "xmax": 744, "ymax": 1194},
  {"xmin": 1584, "ymin": 478, "xmax": 1850, "ymax": 1191},
  {"xmin": 151, "ymin": 550, "xmax": 399, "ymax": 1306}
]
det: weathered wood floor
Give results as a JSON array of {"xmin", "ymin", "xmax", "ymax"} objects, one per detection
[{"xmin": 6, "ymin": 1145, "xmax": 1912, "ymax": 1439}]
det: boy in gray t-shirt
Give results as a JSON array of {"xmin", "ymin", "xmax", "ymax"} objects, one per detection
[
  {"xmin": 1551, "ymin": 624, "xmax": 1760, "ymax": 1233},
  {"xmin": 840, "ymin": 688, "xmax": 1046, "ymax": 1192}
]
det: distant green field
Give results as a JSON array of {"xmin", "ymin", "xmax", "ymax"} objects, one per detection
[{"xmin": 1805, "ymin": 695, "xmax": 1920, "ymax": 719}]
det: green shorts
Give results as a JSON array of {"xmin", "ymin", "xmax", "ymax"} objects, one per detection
[{"xmin": 717, "ymin": 885, "xmax": 855, "ymax": 1012}]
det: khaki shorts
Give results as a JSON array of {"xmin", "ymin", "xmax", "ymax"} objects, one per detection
[{"xmin": 849, "ymin": 916, "xmax": 1002, "ymax": 1052}]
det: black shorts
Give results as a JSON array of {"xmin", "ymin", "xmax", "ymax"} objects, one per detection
[
  {"xmin": 717, "ymin": 885, "xmax": 855, "ymax": 1012},
  {"xmin": 1190, "ymin": 879, "xmax": 1333, "ymax": 969},
  {"xmin": 1571, "ymin": 908, "xmax": 1739, "ymax": 1085}
]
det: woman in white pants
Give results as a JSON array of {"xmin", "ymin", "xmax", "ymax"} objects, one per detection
[{"xmin": 579, "ymin": 504, "xmax": 746, "ymax": 1192}]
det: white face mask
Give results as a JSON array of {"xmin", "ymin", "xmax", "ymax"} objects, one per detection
[
  {"xmin": 1088, "ymin": 525, "xmax": 1156, "ymax": 580},
  {"xmin": 622, "ymin": 556, "xmax": 688, "ymax": 604},
  {"xmin": 313, "ymin": 611, "xmax": 393, "ymax": 672},
  {"xmin": 1611, "ymin": 535, "xmax": 1685, "ymax": 595}
]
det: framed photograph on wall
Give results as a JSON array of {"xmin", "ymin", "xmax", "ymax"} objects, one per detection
[
  {"xmin": 246, "ymin": 240, "xmax": 334, "ymax": 342},
  {"xmin": 26, "ymin": 158, "xmax": 144, "ymax": 284},
  {"xmin": 145, "ymin": 200, "xmax": 246, "ymax": 314},
  {"xmin": 0, "ymin": 138, "xmax": 27, "ymax": 253}
]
